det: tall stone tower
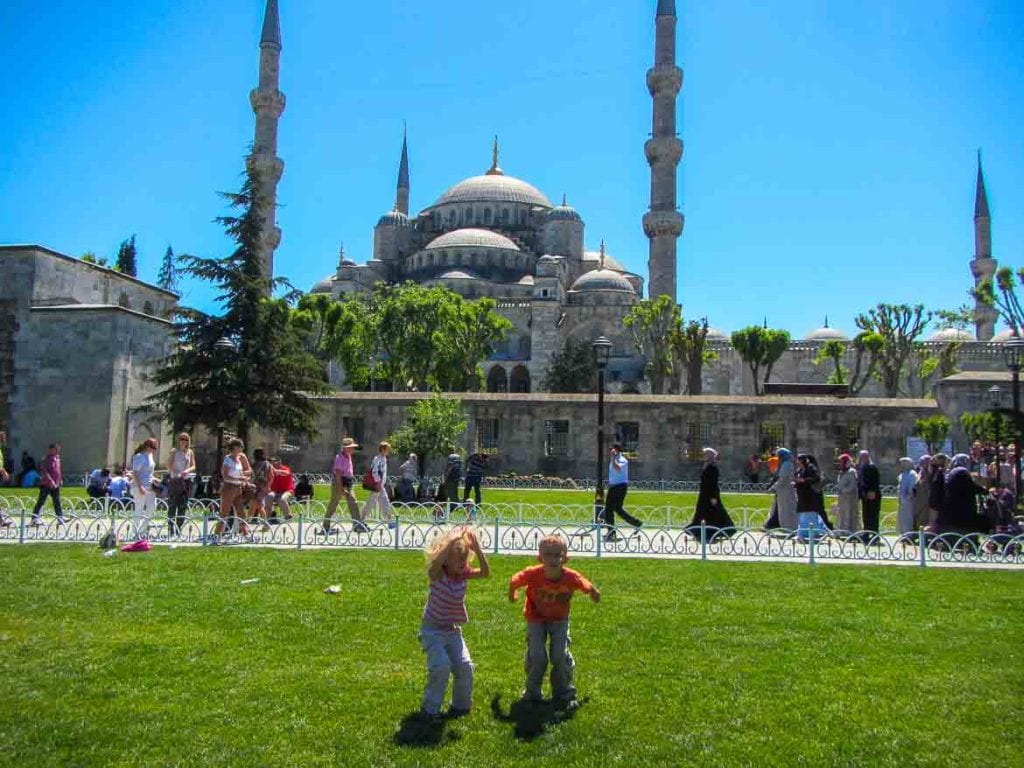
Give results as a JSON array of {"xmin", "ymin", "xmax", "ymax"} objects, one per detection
[
  {"xmin": 247, "ymin": 0, "xmax": 286, "ymax": 283},
  {"xmin": 643, "ymin": 0, "xmax": 684, "ymax": 302},
  {"xmin": 397, "ymin": 127, "xmax": 410, "ymax": 216},
  {"xmin": 971, "ymin": 150, "xmax": 997, "ymax": 341}
]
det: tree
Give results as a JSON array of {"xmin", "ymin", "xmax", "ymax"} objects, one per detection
[
  {"xmin": 912, "ymin": 415, "xmax": 951, "ymax": 453},
  {"xmin": 672, "ymin": 318, "xmax": 716, "ymax": 395},
  {"xmin": 623, "ymin": 295, "xmax": 678, "ymax": 394},
  {"xmin": 729, "ymin": 326, "xmax": 791, "ymax": 395},
  {"xmin": 432, "ymin": 296, "xmax": 512, "ymax": 391},
  {"xmin": 115, "ymin": 235, "xmax": 138, "ymax": 277},
  {"xmin": 156, "ymin": 245, "xmax": 179, "ymax": 294},
  {"xmin": 813, "ymin": 339, "xmax": 848, "ymax": 385},
  {"xmin": 388, "ymin": 394, "xmax": 468, "ymax": 474},
  {"xmin": 960, "ymin": 411, "xmax": 1012, "ymax": 443},
  {"xmin": 542, "ymin": 338, "xmax": 599, "ymax": 393},
  {"xmin": 974, "ymin": 266, "xmax": 1024, "ymax": 334},
  {"xmin": 854, "ymin": 303, "xmax": 931, "ymax": 397},
  {"xmin": 80, "ymin": 251, "xmax": 109, "ymax": 267},
  {"xmin": 149, "ymin": 161, "xmax": 327, "ymax": 453}
]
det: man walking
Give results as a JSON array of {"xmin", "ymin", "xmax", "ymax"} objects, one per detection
[
  {"xmin": 323, "ymin": 437, "xmax": 364, "ymax": 534},
  {"xmin": 31, "ymin": 442, "xmax": 64, "ymax": 525},
  {"xmin": 602, "ymin": 442, "xmax": 642, "ymax": 541},
  {"xmin": 857, "ymin": 449, "xmax": 881, "ymax": 543},
  {"xmin": 463, "ymin": 451, "xmax": 489, "ymax": 506}
]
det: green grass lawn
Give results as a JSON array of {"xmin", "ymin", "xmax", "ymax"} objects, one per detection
[{"xmin": 1, "ymin": 546, "xmax": 1019, "ymax": 767}]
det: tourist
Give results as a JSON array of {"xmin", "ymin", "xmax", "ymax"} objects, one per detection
[
  {"xmin": 266, "ymin": 457, "xmax": 295, "ymax": 522},
  {"xmin": 835, "ymin": 453, "xmax": 860, "ymax": 535},
  {"xmin": 323, "ymin": 437, "xmax": 364, "ymax": 534},
  {"xmin": 687, "ymin": 447, "xmax": 735, "ymax": 536},
  {"xmin": 18, "ymin": 449, "xmax": 36, "ymax": 486},
  {"xmin": 938, "ymin": 454, "xmax": 990, "ymax": 534},
  {"xmin": 602, "ymin": 442, "xmax": 643, "ymax": 541},
  {"xmin": 250, "ymin": 448, "xmax": 275, "ymax": 526},
  {"xmin": 770, "ymin": 447, "xmax": 797, "ymax": 531},
  {"xmin": 394, "ymin": 452, "xmax": 419, "ymax": 504},
  {"xmin": 166, "ymin": 433, "xmax": 196, "ymax": 536},
  {"xmin": 857, "ymin": 450, "xmax": 882, "ymax": 542},
  {"xmin": 129, "ymin": 438, "xmax": 158, "ymax": 541},
  {"xmin": 361, "ymin": 441, "xmax": 394, "ymax": 528},
  {"xmin": 926, "ymin": 454, "xmax": 948, "ymax": 529},
  {"xmin": 30, "ymin": 442, "xmax": 64, "ymax": 526},
  {"xmin": 217, "ymin": 438, "xmax": 252, "ymax": 538},
  {"xmin": 419, "ymin": 527, "xmax": 491, "ymax": 719},
  {"xmin": 86, "ymin": 467, "xmax": 111, "ymax": 499},
  {"xmin": 442, "ymin": 448, "xmax": 463, "ymax": 515},
  {"xmin": 895, "ymin": 457, "xmax": 918, "ymax": 536},
  {"xmin": 745, "ymin": 453, "xmax": 762, "ymax": 484},
  {"xmin": 463, "ymin": 451, "xmax": 489, "ymax": 506},
  {"xmin": 913, "ymin": 455, "xmax": 932, "ymax": 530},
  {"xmin": 793, "ymin": 453, "xmax": 829, "ymax": 538},
  {"xmin": 108, "ymin": 466, "xmax": 130, "ymax": 500},
  {"xmin": 294, "ymin": 474, "xmax": 314, "ymax": 502},
  {"xmin": 509, "ymin": 534, "xmax": 600, "ymax": 709}
]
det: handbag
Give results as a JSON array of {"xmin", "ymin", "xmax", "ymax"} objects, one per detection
[{"xmin": 362, "ymin": 466, "xmax": 379, "ymax": 492}]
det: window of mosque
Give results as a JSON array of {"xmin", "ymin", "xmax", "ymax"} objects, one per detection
[
  {"xmin": 501, "ymin": 208, "xmax": 510, "ymax": 224},
  {"xmin": 683, "ymin": 422, "xmax": 713, "ymax": 462},
  {"xmin": 484, "ymin": 208, "xmax": 492, "ymax": 224},
  {"xmin": 829, "ymin": 423, "xmax": 861, "ymax": 458},
  {"xmin": 519, "ymin": 209, "xmax": 527, "ymax": 225},
  {"xmin": 475, "ymin": 418, "xmax": 500, "ymax": 454},
  {"xmin": 615, "ymin": 422, "xmax": 640, "ymax": 458},
  {"xmin": 466, "ymin": 208, "xmax": 474, "ymax": 225},
  {"xmin": 544, "ymin": 420, "xmax": 570, "ymax": 457},
  {"xmin": 428, "ymin": 254, "xmax": 434, "ymax": 267},
  {"xmin": 758, "ymin": 422, "xmax": 785, "ymax": 456},
  {"xmin": 342, "ymin": 417, "xmax": 365, "ymax": 446}
]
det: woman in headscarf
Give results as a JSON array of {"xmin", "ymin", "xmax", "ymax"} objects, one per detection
[
  {"xmin": 687, "ymin": 447, "xmax": 736, "ymax": 536},
  {"xmin": 940, "ymin": 453, "xmax": 990, "ymax": 533},
  {"xmin": 835, "ymin": 453, "xmax": 860, "ymax": 535},
  {"xmin": 794, "ymin": 454, "xmax": 829, "ymax": 538},
  {"xmin": 771, "ymin": 448, "xmax": 798, "ymax": 530},
  {"xmin": 896, "ymin": 457, "xmax": 918, "ymax": 536},
  {"xmin": 913, "ymin": 455, "xmax": 932, "ymax": 530}
]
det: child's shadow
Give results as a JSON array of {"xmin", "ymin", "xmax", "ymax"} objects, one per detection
[
  {"xmin": 490, "ymin": 694, "xmax": 584, "ymax": 741},
  {"xmin": 392, "ymin": 710, "xmax": 463, "ymax": 748}
]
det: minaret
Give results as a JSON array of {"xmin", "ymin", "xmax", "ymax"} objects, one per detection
[
  {"xmin": 246, "ymin": 0, "xmax": 286, "ymax": 284},
  {"xmin": 971, "ymin": 150, "xmax": 997, "ymax": 340},
  {"xmin": 396, "ymin": 127, "xmax": 410, "ymax": 215},
  {"xmin": 643, "ymin": 0, "xmax": 684, "ymax": 301}
]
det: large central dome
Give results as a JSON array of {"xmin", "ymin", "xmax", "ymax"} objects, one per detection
[{"xmin": 431, "ymin": 174, "xmax": 552, "ymax": 209}]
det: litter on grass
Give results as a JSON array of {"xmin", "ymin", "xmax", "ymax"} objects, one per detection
[
  {"xmin": 324, "ymin": 585, "xmax": 341, "ymax": 594},
  {"xmin": 240, "ymin": 578, "xmax": 260, "ymax": 586},
  {"xmin": 103, "ymin": 549, "xmax": 118, "ymax": 558}
]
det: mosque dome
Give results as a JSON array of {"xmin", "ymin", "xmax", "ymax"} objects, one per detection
[
  {"xmin": 435, "ymin": 268, "xmax": 485, "ymax": 281},
  {"xmin": 546, "ymin": 198, "xmax": 583, "ymax": 223},
  {"xmin": 311, "ymin": 274, "xmax": 335, "ymax": 294},
  {"xmin": 805, "ymin": 326, "xmax": 849, "ymax": 341},
  {"xmin": 991, "ymin": 329, "xmax": 1019, "ymax": 343},
  {"xmin": 431, "ymin": 174, "xmax": 552, "ymax": 209},
  {"xmin": 706, "ymin": 327, "xmax": 728, "ymax": 341},
  {"xmin": 377, "ymin": 209, "xmax": 410, "ymax": 228},
  {"xmin": 569, "ymin": 268, "xmax": 636, "ymax": 294},
  {"xmin": 583, "ymin": 248, "xmax": 626, "ymax": 272},
  {"xmin": 929, "ymin": 328, "xmax": 974, "ymax": 342},
  {"xmin": 425, "ymin": 228, "xmax": 520, "ymax": 251}
]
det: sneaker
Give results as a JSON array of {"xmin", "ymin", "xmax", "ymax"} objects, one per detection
[
  {"xmin": 56, "ymin": 517, "xmax": 67, "ymax": 526},
  {"xmin": 30, "ymin": 517, "xmax": 44, "ymax": 527},
  {"xmin": 318, "ymin": 525, "xmax": 334, "ymax": 536},
  {"xmin": 558, "ymin": 697, "xmax": 580, "ymax": 712},
  {"xmin": 603, "ymin": 531, "xmax": 618, "ymax": 542},
  {"xmin": 446, "ymin": 707, "xmax": 471, "ymax": 719},
  {"xmin": 354, "ymin": 522, "xmax": 370, "ymax": 534},
  {"xmin": 418, "ymin": 708, "xmax": 443, "ymax": 724}
]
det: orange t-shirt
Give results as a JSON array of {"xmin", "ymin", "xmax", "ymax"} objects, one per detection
[
  {"xmin": 510, "ymin": 565, "xmax": 595, "ymax": 623},
  {"xmin": 767, "ymin": 456, "xmax": 779, "ymax": 474}
]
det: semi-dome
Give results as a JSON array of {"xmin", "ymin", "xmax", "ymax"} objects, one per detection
[
  {"xmin": 805, "ymin": 326, "xmax": 848, "ymax": 341},
  {"xmin": 583, "ymin": 249, "xmax": 625, "ymax": 272},
  {"xmin": 569, "ymin": 268, "xmax": 635, "ymax": 293},
  {"xmin": 425, "ymin": 228, "xmax": 520, "ymax": 251},
  {"xmin": 929, "ymin": 328, "xmax": 974, "ymax": 342},
  {"xmin": 546, "ymin": 196, "xmax": 583, "ymax": 223},
  {"xmin": 431, "ymin": 174, "xmax": 552, "ymax": 209},
  {"xmin": 377, "ymin": 209, "xmax": 410, "ymax": 227},
  {"xmin": 991, "ymin": 329, "xmax": 1019, "ymax": 343},
  {"xmin": 435, "ymin": 269, "xmax": 485, "ymax": 281},
  {"xmin": 311, "ymin": 274, "xmax": 335, "ymax": 294}
]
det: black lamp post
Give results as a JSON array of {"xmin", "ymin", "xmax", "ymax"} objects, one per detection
[
  {"xmin": 213, "ymin": 336, "xmax": 237, "ymax": 467},
  {"xmin": 988, "ymin": 384, "xmax": 1003, "ymax": 488},
  {"xmin": 1001, "ymin": 338, "xmax": 1024, "ymax": 500},
  {"xmin": 593, "ymin": 336, "xmax": 613, "ymax": 524}
]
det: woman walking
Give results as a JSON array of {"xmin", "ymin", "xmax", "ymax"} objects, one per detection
[
  {"xmin": 218, "ymin": 438, "xmax": 252, "ymax": 538},
  {"xmin": 166, "ymin": 433, "xmax": 196, "ymax": 536},
  {"xmin": 771, "ymin": 448, "xmax": 798, "ymax": 531},
  {"xmin": 834, "ymin": 453, "xmax": 860, "ymax": 535},
  {"xmin": 130, "ymin": 438, "xmax": 158, "ymax": 541},
  {"xmin": 361, "ymin": 441, "xmax": 394, "ymax": 528},
  {"xmin": 896, "ymin": 457, "xmax": 918, "ymax": 536},
  {"xmin": 687, "ymin": 447, "xmax": 735, "ymax": 536}
]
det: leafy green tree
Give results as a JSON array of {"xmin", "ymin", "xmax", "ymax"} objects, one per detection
[
  {"xmin": 156, "ymin": 245, "xmax": 179, "ymax": 294},
  {"xmin": 623, "ymin": 295, "xmax": 678, "ymax": 394},
  {"xmin": 542, "ymin": 338, "xmax": 599, "ymax": 393},
  {"xmin": 149, "ymin": 162, "xmax": 327, "ymax": 454},
  {"xmin": 959, "ymin": 411, "xmax": 1012, "ymax": 444},
  {"xmin": 912, "ymin": 415, "xmax": 951, "ymax": 453},
  {"xmin": 432, "ymin": 296, "xmax": 512, "ymax": 391},
  {"xmin": 115, "ymin": 235, "xmax": 138, "ymax": 277},
  {"xmin": 730, "ymin": 326, "xmax": 791, "ymax": 395},
  {"xmin": 672, "ymin": 317, "xmax": 716, "ymax": 395},
  {"xmin": 854, "ymin": 303, "xmax": 931, "ymax": 397},
  {"xmin": 974, "ymin": 266, "xmax": 1024, "ymax": 334},
  {"xmin": 80, "ymin": 251, "xmax": 109, "ymax": 267},
  {"xmin": 813, "ymin": 339, "xmax": 848, "ymax": 385},
  {"xmin": 388, "ymin": 394, "xmax": 468, "ymax": 473}
]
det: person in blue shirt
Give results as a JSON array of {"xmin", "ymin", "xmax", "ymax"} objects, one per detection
[
  {"xmin": 108, "ymin": 468, "xmax": 130, "ymax": 500},
  {"xmin": 602, "ymin": 442, "xmax": 643, "ymax": 541}
]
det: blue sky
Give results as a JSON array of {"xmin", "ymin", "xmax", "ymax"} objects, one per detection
[{"xmin": 2, "ymin": 0, "xmax": 1022, "ymax": 338}]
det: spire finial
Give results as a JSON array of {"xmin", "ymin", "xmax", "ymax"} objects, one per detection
[
  {"xmin": 599, "ymin": 239, "xmax": 607, "ymax": 270},
  {"xmin": 975, "ymin": 148, "xmax": 990, "ymax": 219},
  {"xmin": 824, "ymin": 315, "xmax": 829, "ymax": 328},
  {"xmin": 486, "ymin": 135, "xmax": 503, "ymax": 176},
  {"xmin": 763, "ymin": 315, "xmax": 768, "ymax": 329},
  {"xmin": 562, "ymin": 193, "xmax": 568, "ymax": 207},
  {"xmin": 396, "ymin": 125, "xmax": 410, "ymax": 215},
  {"xmin": 260, "ymin": 0, "xmax": 281, "ymax": 47},
  {"xmin": 337, "ymin": 242, "xmax": 346, "ymax": 271}
]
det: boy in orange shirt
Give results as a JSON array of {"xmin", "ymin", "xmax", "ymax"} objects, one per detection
[{"xmin": 508, "ymin": 535, "xmax": 600, "ymax": 708}]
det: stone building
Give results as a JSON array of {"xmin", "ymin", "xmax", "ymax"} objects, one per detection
[{"xmin": 0, "ymin": 245, "xmax": 177, "ymax": 473}]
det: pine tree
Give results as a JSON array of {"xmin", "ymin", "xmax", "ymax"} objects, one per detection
[
  {"xmin": 115, "ymin": 235, "xmax": 138, "ymax": 277},
  {"xmin": 156, "ymin": 245, "xmax": 179, "ymax": 293}
]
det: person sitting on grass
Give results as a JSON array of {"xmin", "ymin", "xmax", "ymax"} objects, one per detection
[
  {"xmin": 419, "ymin": 527, "xmax": 490, "ymax": 721},
  {"xmin": 294, "ymin": 474, "xmax": 314, "ymax": 502},
  {"xmin": 508, "ymin": 534, "xmax": 600, "ymax": 711}
]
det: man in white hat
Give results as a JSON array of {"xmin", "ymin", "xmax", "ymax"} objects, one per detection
[{"xmin": 323, "ymin": 437, "xmax": 364, "ymax": 534}]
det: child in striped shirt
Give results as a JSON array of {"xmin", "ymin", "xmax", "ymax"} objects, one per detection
[{"xmin": 419, "ymin": 527, "xmax": 490, "ymax": 719}]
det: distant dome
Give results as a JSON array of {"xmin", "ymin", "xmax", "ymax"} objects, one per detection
[
  {"xmin": 311, "ymin": 274, "xmax": 335, "ymax": 294},
  {"xmin": 517, "ymin": 274, "xmax": 535, "ymax": 286},
  {"xmin": 929, "ymin": 328, "xmax": 974, "ymax": 342},
  {"xmin": 546, "ymin": 202, "xmax": 582, "ymax": 223},
  {"xmin": 431, "ymin": 174, "xmax": 552, "ymax": 209},
  {"xmin": 706, "ymin": 327, "xmax": 728, "ymax": 341},
  {"xmin": 583, "ymin": 249, "xmax": 626, "ymax": 272},
  {"xmin": 806, "ymin": 326, "xmax": 848, "ymax": 341},
  {"xmin": 377, "ymin": 209, "xmax": 410, "ymax": 228},
  {"xmin": 991, "ymin": 329, "xmax": 1019, "ymax": 343},
  {"xmin": 425, "ymin": 228, "xmax": 520, "ymax": 251},
  {"xmin": 570, "ymin": 268, "xmax": 635, "ymax": 294},
  {"xmin": 435, "ymin": 269, "xmax": 485, "ymax": 281}
]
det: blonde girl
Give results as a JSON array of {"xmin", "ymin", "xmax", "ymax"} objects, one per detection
[{"xmin": 419, "ymin": 527, "xmax": 490, "ymax": 719}]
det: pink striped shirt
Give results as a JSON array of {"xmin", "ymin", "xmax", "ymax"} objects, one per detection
[{"xmin": 422, "ymin": 568, "xmax": 471, "ymax": 627}]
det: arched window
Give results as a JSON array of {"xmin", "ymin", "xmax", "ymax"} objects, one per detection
[
  {"xmin": 487, "ymin": 365, "xmax": 508, "ymax": 393},
  {"xmin": 510, "ymin": 365, "xmax": 531, "ymax": 393},
  {"xmin": 484, "ymin": 208, "xmax": 492, "ymax": 224},
  {"xmin": 501, "ymin": 208, "xmax": 510, "ymax": 224},
  {"xmin": 465, "ymin": 208, "xmax": 474, "ymax": 225}
]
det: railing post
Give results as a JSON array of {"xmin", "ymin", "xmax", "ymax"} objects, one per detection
[
  {"xmin": 919, "ymin": 527, "xmax": 927, "ymax": 568},
  {"xmin": 18, "ymin": 503, "xmax": 26, "ymax": 545},
  {"xmin": 201, "ymin": 513, "xmax": 208, "ymax": 547},
  {"xmin": 809, "ymin": 526, "xmax": 816, "ymax": 565},
  {"xmin": 595, "ymin": 521, "xmax": 602, "ymax": 558},
  {"xmin": 394, "ymin": 515, "xmax": 400, "ymax": 551},
  {"xmin": 517, "ymin": 502, "xmax": 523, "ymax": 524},
  {"xmin": 493, "ymin": 518, "xmax": 499, "ymax": 555},
  {"xmin": 700, "ymin": 520, "xmax": 707, "ymax": 561},
  {"xmin": 297, "ymin": 515, "xmax": 303, "ymax": 551}
]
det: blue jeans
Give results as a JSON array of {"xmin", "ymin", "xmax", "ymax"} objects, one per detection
[
  {"xmin": 524, "ymin": 620, "xmax": 576, "ymax": 701},
  {"xmin": 463, "ymin": 475, "xmax": 482, "ymax": 504},
  {"xmin": 419, "ymin": 623, "xmax": 474, "ymax": 715}
]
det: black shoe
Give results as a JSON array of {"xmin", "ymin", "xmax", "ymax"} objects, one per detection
[
  {"xmin": 446, "ymin": 707, "xmax": 471, "ymax": 719},
  {"xmin": 603, "ymin": 531, "xmax": 618, "ymax": 542}
]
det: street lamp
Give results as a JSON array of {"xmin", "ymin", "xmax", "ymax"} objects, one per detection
[
  {"xmin": 593, "ymin": 336, "xmax": 613, "ymax": 528},
  {"xmin": 988, "ymin": 384, "xmax": 1003, "ymax": 488},
  {"xmin": 213, "ymin": 336, "xmax": 238, "ymax": 466},
  {"xmin": 1001, "ymin": 337, "xmax": 1024, "ymax": 500}
]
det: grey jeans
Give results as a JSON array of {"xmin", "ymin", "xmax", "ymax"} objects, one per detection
[
  {"xmin": 524, "ymin": 620, "xmax": 576, "ymax": 701},
  {"xmin": 419, "ymin": 623, "xmax": 474, "ymax": 715}
]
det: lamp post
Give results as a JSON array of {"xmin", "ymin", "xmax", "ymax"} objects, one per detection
[
  {"xmin": 988, "ymin": 384, "xmax": 1003, "ymax": 488},
  {"xmin": 213, "ymin": 336, "xmax": 237, "ymax": 467},
  {"xmin": 593, "ymin": 336, "xmax": 613, "ymax": 526},
  {"xmin": 1001, "ymin": 338, "xmax": 1024, "ymax": 500}
]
